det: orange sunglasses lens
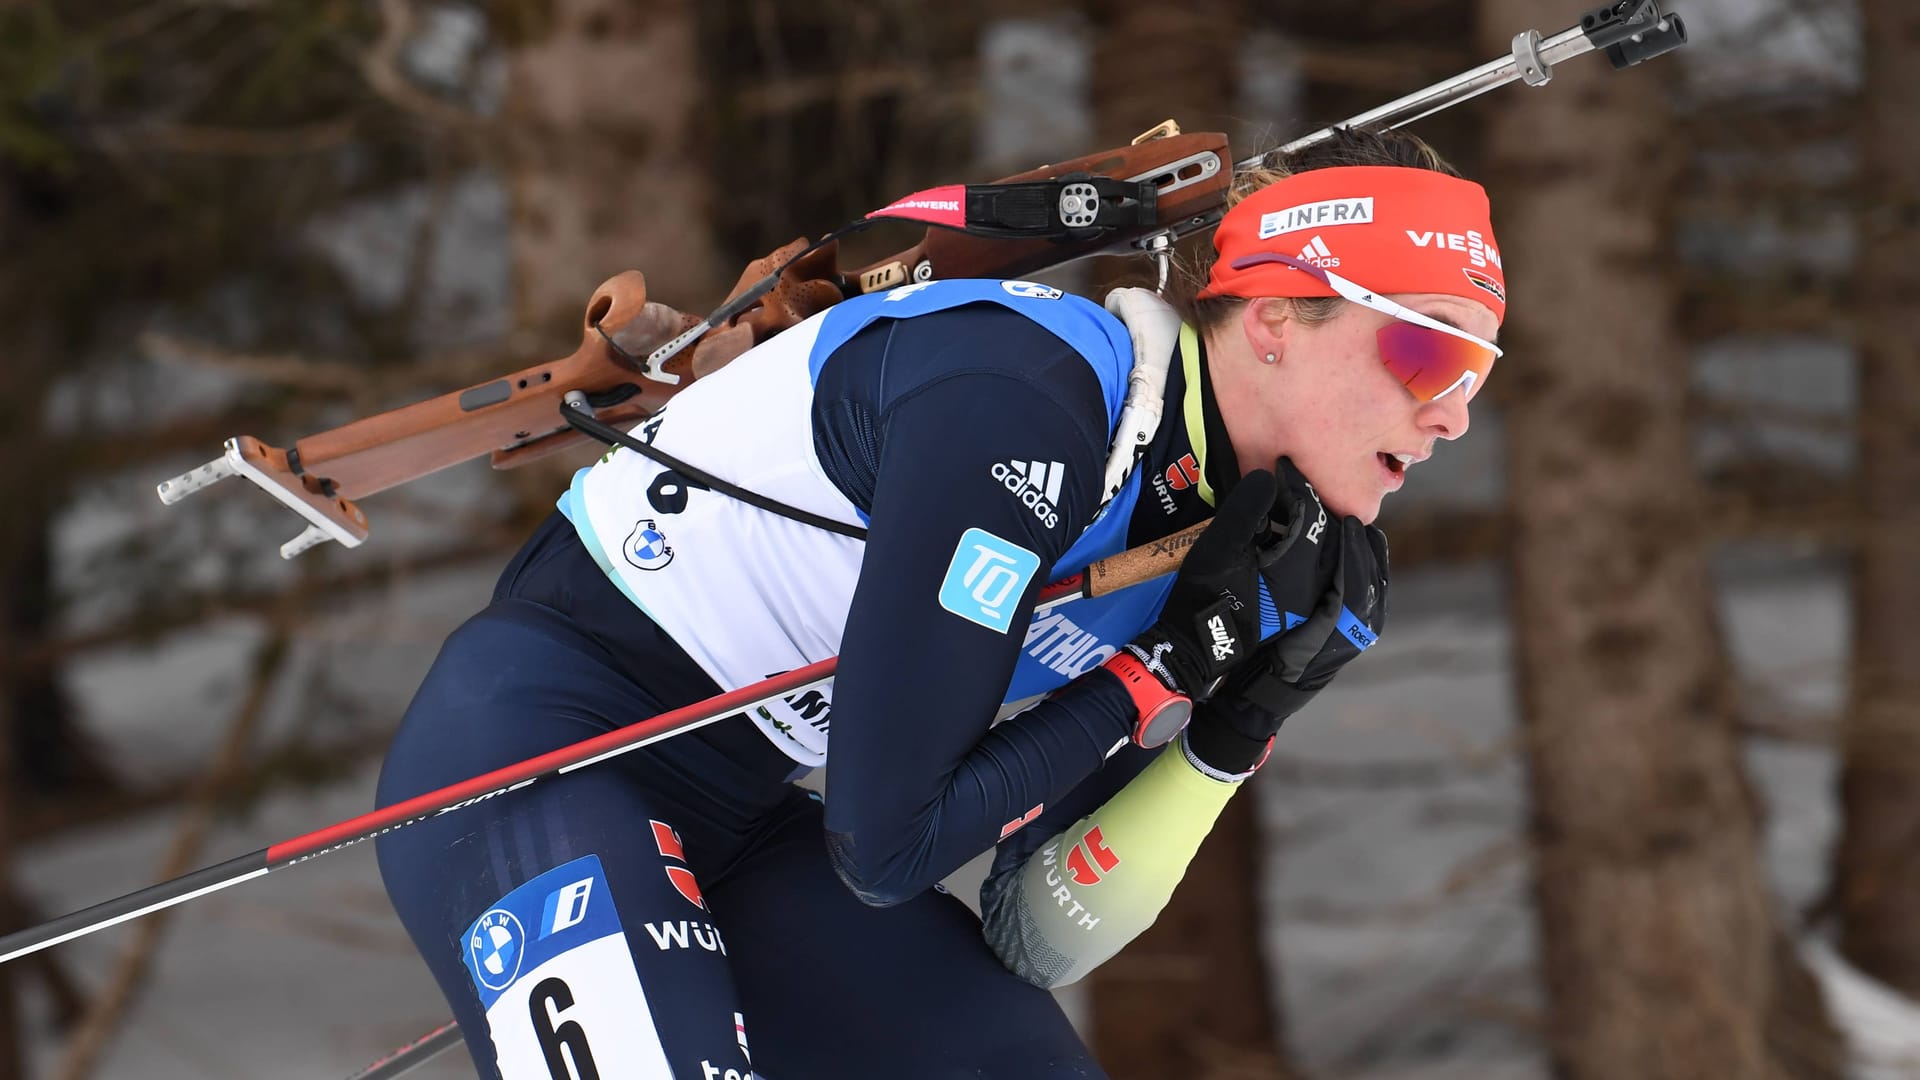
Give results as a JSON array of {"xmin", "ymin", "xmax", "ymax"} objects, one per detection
[{"xmin": 1376, "ymin": 322, "xmax": 1496, "ymax": 402}]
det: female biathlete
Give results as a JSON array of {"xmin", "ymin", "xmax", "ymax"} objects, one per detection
[{"xmin": 374, "ymin": 126, "xmax": 1506, "ymax": 1079}]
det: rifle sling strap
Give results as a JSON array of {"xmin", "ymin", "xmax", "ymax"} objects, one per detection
[
  {"xmin": 963, "ymin": 177, "xmax": 1158, "ymax": 240},
  {"xmin": 561, "ymin": 403, "xmax": 870, "ymax": 541}
]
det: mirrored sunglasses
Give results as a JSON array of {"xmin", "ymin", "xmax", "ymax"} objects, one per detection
[{"xmin": 1228, "ymin": 252, "xmax": 1502, "ymax": 402}]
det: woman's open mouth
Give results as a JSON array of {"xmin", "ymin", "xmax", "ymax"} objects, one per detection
[{"xmin": 1377, "ymin": 451, "xmax": 1413, "ymax": 488}]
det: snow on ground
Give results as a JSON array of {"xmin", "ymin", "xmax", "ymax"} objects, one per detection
[
  {"xmin": 20, "ymin": 562, "xmax": 496, "ymax": 1080},
  {"xmin": 20, "ymin": 759, "xmax": 472, "ymax": 1080},
  {"xmin": 1252, "ymin": 554, "xmax": 1881, "ymax": 1079},
  {"xmin": 1258, "ymin": 564, "xmax": 1542, "ymax": 1077},
  {"xmin": 16, "ymin": 551, "xmax": 1912, "ymax": 1079},
  {"xmin": 1804, "ymin": 940, "xmax": 1920, "ymax": 1079}
]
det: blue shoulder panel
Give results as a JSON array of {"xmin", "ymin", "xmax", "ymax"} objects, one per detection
[{"xmin": 810, "ymin": 280, "xmax": 1133, "ymax": 431}]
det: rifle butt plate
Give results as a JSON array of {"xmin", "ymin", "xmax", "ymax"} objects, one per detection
[{"xmin": 156, "ymin": 436, "xmax": 371, "ymax": 559}]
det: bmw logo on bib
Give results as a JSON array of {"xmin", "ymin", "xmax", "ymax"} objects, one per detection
[
  {"xmin": 623, "ymin": 518, "xmax": 674, "ymax": 571},
  {"xmin": 465, "ymin": 908, "xmax": 526, "ymax": 992}
]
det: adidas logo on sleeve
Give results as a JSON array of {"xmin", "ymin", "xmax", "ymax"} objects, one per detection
[{"xmin": 990, "ymin": 459, "xmax": 1064, "ymax": 530}]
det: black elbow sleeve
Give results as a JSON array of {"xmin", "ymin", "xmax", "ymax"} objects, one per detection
[{"xmin": 824, "ymin": 828, "xmax": 914, "ymax": 908}]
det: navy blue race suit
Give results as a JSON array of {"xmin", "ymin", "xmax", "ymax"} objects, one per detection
[{"xmin": 376, "ymin": 282, "xmax": 1245, "ymax": 1079}]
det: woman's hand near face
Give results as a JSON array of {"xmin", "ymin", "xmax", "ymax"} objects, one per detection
[{"xmin": 1182, "ymin": 477, "xmax": 1391, "ymax": 777}]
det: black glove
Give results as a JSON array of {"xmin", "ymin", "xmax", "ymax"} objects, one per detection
[
  {"xmin": 1252, "ymin": 458, "xmax": 1338, "ymax": 637},
  {"xmin": 1118, "ymin": 467, "xmax": 1283, "ymax": 701},
  {"xmin": 1183, "ymin": 513, "xmax": 1390, "ymax": 777}
]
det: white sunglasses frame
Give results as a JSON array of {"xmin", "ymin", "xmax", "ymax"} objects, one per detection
[{"xmin": 1230, "ymin": 252, "xmax": 1504, "ymax": 400}]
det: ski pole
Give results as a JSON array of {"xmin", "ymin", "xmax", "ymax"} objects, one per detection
[
  {"xmin": 0, "ymin": 520, "xmax": 1207, "ymax": 967},
  {"xmin": 345, "ymin": 1020, "xmax": 463, "ymax": 1080},
  {"xmin": 0, "ymin": 659, "xmax": 835, "ymax": 967}
]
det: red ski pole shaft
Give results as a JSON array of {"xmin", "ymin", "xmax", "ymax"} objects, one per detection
[
  {"xmin": 0, "ymin": 660, "xmax": 836, "ymax": 966},
  {"xmin": 346, "ymin": 1020, "xmax": 464, "ymax": 1080}
]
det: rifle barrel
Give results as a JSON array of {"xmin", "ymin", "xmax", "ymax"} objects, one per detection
[{"xmin": 1262, "ymin": 22, "xmax": 1601, "ymax": 165}]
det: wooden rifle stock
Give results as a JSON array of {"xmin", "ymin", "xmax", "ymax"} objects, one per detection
[
  {"xmin": 158, "ymin": 126, "xmax": 1232, "ymax": 556},
  {"xmin": 294, "ymin": 272, "xmax": 688, "ymax": 498}
]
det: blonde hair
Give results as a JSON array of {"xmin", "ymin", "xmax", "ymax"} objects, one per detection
[{"xmin": 1166, "ymin": 126, "xmax": 1463, "ymax": 332}]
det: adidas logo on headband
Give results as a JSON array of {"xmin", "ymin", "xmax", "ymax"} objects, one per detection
[{"xmin": 1297, "ymin": 236, "xmax": 1339, "ymax": 268}]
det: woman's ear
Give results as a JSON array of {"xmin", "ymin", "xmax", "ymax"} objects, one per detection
[{"xmin": 1242, "ymin": 297, "xmax": 1292, "ymax": 365}]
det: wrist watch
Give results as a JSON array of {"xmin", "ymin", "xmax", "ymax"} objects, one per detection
[{"xmin": 1102, "ymin": 649, "xmax": 1193, "ymax": 748}]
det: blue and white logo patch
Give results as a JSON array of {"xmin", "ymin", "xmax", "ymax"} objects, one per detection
[
  {"xmin": 539, "ymin": 876, "xmax": 595, "ymax": 940},
  {"xmin": 939, "ymin": 527, "xmax": 1041, "ymax": 634},
  {"xmin": 1001, "ymin": 280, "xmax": 1063, "ymax": 300},
  {"xmin": 466, "ymin": 908, "xmax": 526, "ymax": 992},
  {"xmin": 622, "ymin": 518, "xmax": 674, "ymax": 571},
  {"xmin": 462, "ymin": 855, "xmax": 683, "ymax": 1076},
  {"xmin": 461, "ymin": 855, "xmax": 629, "ymax": 1007}
]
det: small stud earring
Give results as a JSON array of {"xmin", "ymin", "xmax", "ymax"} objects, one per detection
[{"xmin": 1262, "ymin": 352, "xmax": 1277, "ymax": 365}]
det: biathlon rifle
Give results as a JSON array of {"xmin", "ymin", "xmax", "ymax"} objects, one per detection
[{"xmin": 157, "ymin": 1, "xmax": 1685, "ymax": 559}]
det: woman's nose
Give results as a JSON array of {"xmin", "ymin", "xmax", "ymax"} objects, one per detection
[{"xmin": 1419, "ymin": 390, "xmax": 1472, "ymax": 441}]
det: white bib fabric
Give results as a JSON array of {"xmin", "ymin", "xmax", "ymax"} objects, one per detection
[
  {"xmin": 563, "ymin": 313, "xmax": 865, "ymax": 767},
  {"xmin": 560, "ymin": 285, "xmax": 1178, "ymax": 768}
]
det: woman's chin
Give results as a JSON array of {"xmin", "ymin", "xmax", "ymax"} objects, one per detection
[{"xmin": 1320, "ymin": 483, "xmax": 1383, "ymax": 526}]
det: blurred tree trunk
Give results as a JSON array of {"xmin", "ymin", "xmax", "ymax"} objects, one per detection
[
  {"xmin": 1830, "ymin": 0, "xmax": 1920, "ymax": 999},
  {"xmin": 0, "ymin": 192, "xmax": 49, "ymax": 1079},
  {"xmin": 1476, "ymin": 6, "xmax": 1838, "ymax": 1077},
  {"xmin": 693, "ymin": 2, "xmax": 977, "ymax": 268},
  {"xmin": 0, "ymin": 176, "xmax": 118, "ymax": 804},
  {"xmin": 9, "ymin": 527, "xmax": 112, "ymax": 800},
  {"xmin": 0, "ymin": 160, "xmax": 152, "ymax": 1077},
  {"xmin": 0, "ymin": 526, "xmax": 21, "ymax": 1080},
  {"xmin": 1085, "ymin": 1, "xmax": 1239, "ymax": 138},
  {"xmin": 0, "ymin": 687, "xmax": 15, "ymax": 1080},
  {"xmin": 1081, "ymin": 5, "xmax": 1296, "ymax": 1077},
  {"xmin": 500, "ymin": 0, "xmax": 722, "ymax": 332}
]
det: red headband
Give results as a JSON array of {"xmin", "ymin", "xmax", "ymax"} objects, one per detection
[{"xmin": 1198, "ymin": 166, "xmax": 1507, "ymax": 321}]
